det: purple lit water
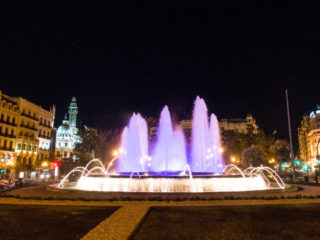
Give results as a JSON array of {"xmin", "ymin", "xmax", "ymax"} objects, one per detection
[
  {"xmin": 117, "ymin": 113, "xmax": 149, "ymax": 172},
  {"xmin": 190, "ymin": 96, "xmax": 211, "ymax": 172},
  {"xmin": 151, "ymin": 106, "xmax": 187, "ymax": 172},
  {"xmin": 117, "ymin": 97, "xmax": 224, "ymax": 174},
  {"xmin": 209, "ymin": 113, "xmax": 224, "ymax": 172}
]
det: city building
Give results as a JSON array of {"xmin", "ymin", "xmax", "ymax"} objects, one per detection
[
  {"xmin": 148, "ymin": 114, "xmax": 260, "ymax": 144},
  {"xmin": 0, "ymin": 90, "xmax": 55, "ymax": 178},
  {"xmin": 55, "ymin": 97, "xmax": 81, "ymax": 161},
  {"xmin": 38, "ymin": 106, "xmax": 56, "ymax": 165},
  {"xmin": 179, "ymin": 114, "xmax": 259, "ymax": 135},
  {"xmin": 0, "ymin": 91, "xmax": 19, "ymax": 177},
  {"xmin": 219, "ymin": 114, "xmax": 259, "ymax": 133},
  {"xmin": 298, "ymin": 105, "xmax": 320, "ymax": 171}
]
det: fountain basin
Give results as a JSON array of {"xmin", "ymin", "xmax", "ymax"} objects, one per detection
[{"xmin": 71, "ymin": 175, "xmax": 271, "ymax": 193}]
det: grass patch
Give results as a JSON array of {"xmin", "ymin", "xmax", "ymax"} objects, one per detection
[
  {"xmin": 132, "ymin": 204, "xmax": 320, "ymax": 239},
  {"xmin": 0, "ymin": 204, "xmax": 119, "ymax": 240}
]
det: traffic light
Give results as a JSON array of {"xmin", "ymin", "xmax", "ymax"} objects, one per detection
[
  {"xmin": 0, "ymin": 169, "xmax": 4, "ymax": 173},
  {"xmin": 303, "ymin": 164, "xmax": 310, "ymax": 170},
  {"xmin": 53, "ymin": 161, "xmax": 60, "ymax": 167},
  {"xmin": 295, "ymin": 160, "xmax": 301, "ymax": 165},
  {"xmin": 280, "ymin": 162, "xmax": 287, "ymax": 168}
]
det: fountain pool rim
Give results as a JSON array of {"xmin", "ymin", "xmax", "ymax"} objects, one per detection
[
  {"xmin": 57, "ymin": 174, "xmax": 285, "ymax": 193},
  {"xmin": 78, "ymin": 173, "xmax": 249, "ymax": 178}
]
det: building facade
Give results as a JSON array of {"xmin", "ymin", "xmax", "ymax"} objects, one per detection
[
  {"xmin": 0, "ymin": 92, "xmax": 19, "ymax": 176},
  {"xmin": 55, "ymin": 97, "xmax": 81, "ymax": 161},
  {"xmin": 298, "ymin": 106, "xmax": 320, "ymax": 171},
  {"xmin": 38, "ymin": 106, "xmax": 56, "ymax": 165},
  {"xmin": 179, "ymin": 114, "xmax": 259, "ymax": 135},
  {"xmin": 0, "ymin": 90, "xmax": 55, "ymax": 178},
  {"xmin": 219, "ymin": 114, "xmax": 259, "ymax": 133}
]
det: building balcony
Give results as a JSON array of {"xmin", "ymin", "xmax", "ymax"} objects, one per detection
[
  {"xmin": 39, "ymin": 122, "xmax": 52, "ymax": 129},
  {"xmin": 20, "ymin": 124, "xmax": 38, "ymax": 131},
  {"xmin": 1, "ymin": 95, "xmax": 17, "ymax": 105},
  {"xmin": 39, "ymin": 147, "xmax": 51, "ymax": 151},
  {"xmin": 0, "ymin": 119, "xmax": 17, "ymax": 127},
  {"xmin": 38, "ymin": 134, "xmax": 52, "ymax": 139},
  {"xmin": 16, "ymin": 149, "xmax": 38, "ymax": 155},
  {"xmin": 16, "ymin": 135, "xmax": 38, "ymax": 142},
  {"xmin": 21, "ymin": 112, "xmax": 39, "ymax": 121},
  {"xmin": 0, "ymin": 146, "xmax": 14, "ymax": 152},
  {"xmin": 0, "ymin": 133, "xmax": 16, "ymax": 139}
]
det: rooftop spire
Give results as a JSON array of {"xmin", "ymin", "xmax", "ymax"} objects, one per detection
[{"xmin": 68, "ymin": 97, "xmax": 78, "ymax": 128}]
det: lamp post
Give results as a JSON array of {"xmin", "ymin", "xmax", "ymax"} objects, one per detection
[{"xmin": 286, "ymin": 89, "xmax": 296, "ymax": 182}]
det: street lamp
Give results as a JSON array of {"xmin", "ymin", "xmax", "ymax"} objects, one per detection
[
  {"xmin": 269, "ymin": 158, "xmax": 275, "ymax": 164},
  {"xmin": 113, "ymin": 150, "xmax": 119, "ymax": 157},
  {"xmin": 41, "ymin": 161, "xmax": 48, "ymax": 168}
]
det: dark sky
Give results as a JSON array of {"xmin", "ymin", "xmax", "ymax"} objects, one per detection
[{"xmin": 1, "ymin": 2, "xmax": 320, "ymax": 148}]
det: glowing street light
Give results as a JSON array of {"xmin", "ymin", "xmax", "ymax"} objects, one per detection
[
  {"xmin": 113, "ymin": 150, "xmax": 119, "ymax": 157},
  {"xmin": 231, "ymin": 157, "xmax": 236, "ymax": 163},
  {"xmin": 41, "ymin": 161, "xmax": 48, "ymax": 168},
  {"xmin": 219, "ymin": 148, "xmax": 224, "ymax": 153},
  {"xmin": 269, "ymin": 158, "xmax": 276, "ymax": 164}
]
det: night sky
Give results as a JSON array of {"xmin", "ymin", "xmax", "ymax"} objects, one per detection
[{"xmin": 1, "ymin": 2, "xmax": 320, "ymax": 148}]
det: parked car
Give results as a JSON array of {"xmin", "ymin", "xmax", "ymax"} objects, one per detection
[{"xmin": 0, "ymin": 179, "xmax": 15, "ymax": 189}]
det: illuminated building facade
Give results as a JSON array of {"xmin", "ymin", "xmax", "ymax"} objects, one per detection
[
  {"xmin": 218, "ymin": 114, "xmax": 259, "ymax": 133},
  {"xmin": 179, "ymin": 114, "xmax": 259, "ymax": 136},
  {"xmin": 0, "ymin": 91, "xmax": 19, "ymax": 176},
  {"xmin": 38, "ymin": 106, "xmax": 56, "ymax": 166},
  {"xmin": 0, "ymin": 90, "xmax": 56, "ymax": 178},
  {"xmin": 55, "ymin": 97, "xmax": 81, "ymax": 161},
  {"xmin": 298, "ymin": 106, "xmax": 320, "ymax": 171}
]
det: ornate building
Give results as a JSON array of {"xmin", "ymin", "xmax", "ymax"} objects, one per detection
[
  {"xmin": 298, "ymin": 105, "xmax": 320, "ymax": 171},
  {"xmin": 179, "ymin": 114, "xmax": 259, "ymax": 135},
  {"xmin": 218, "ymin": 114, "xmax": 259, "ymax": 134},
  {"xmin": 0, "ymin": 90, "xmax": 55, "ymax": 178},
  {"xmin": 38, "ymin": 106, "xmax": 56, "ymax": 165},
  {"xmin": 0, "ymin": 91, "xmax": 19, "ymax": 176},
  {"xmin": 147, "ymin": 114, "xmax": 260, "ymax": 145},
  {"xmin": 55, "ymin": 97, "xmax": 81, "ymax": 161}
]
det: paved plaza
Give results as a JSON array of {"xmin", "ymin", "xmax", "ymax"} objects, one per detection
[{"xmin": 2, "ymin": 186, "xmax": 320, "ymax": 239}]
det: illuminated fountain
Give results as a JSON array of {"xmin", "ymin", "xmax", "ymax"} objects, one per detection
[
  {"xmin": 117, "ymin": 113, "xmax": 149, "ymax": 172},
  {"xmin": 190, "ymin": 97, "xmax": 224, "ymax": 172},
  {"xmin": 151, "ymin": 106, "xmax": 187, "ymax": 172},
  {"xmin": 58, "ymin": 97, "xmax": 285, "ymax": 193}
]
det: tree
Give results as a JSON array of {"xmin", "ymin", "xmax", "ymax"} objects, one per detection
[
  {"xmin": 97, "ymin": 129, "xmax": 122, "ymax": 164},
  {"xmin": 146, "ymin": 117, "xmax": 158, "ymax": 128},
  {"xmin": 60, "ymin": 158, "xmax": 79, "ymax": 177},
  {"xmin": 241, "ymin": 145, "xmax": 266, "ymax": 168},
  {"xmin": 73, "ymin": 127, "xmax": 122, "ymax": 166},
  {"xmin": 73, "ymin": 127, "xmax": 98, "ymax": 165},
  {"xmin": 269, "ymin": 139, "xmax": 290, "ymax": 166},
  {"xmin": 221, "ymin": 130, "xmax": 243, "ymax": 164},
  {"xmin": 221, "ymin": 129, "xmax": 273, "ymax": 165},
  {"xmin": 146, "ymin": 117, "xmax": 158, "ymax": 142}
]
